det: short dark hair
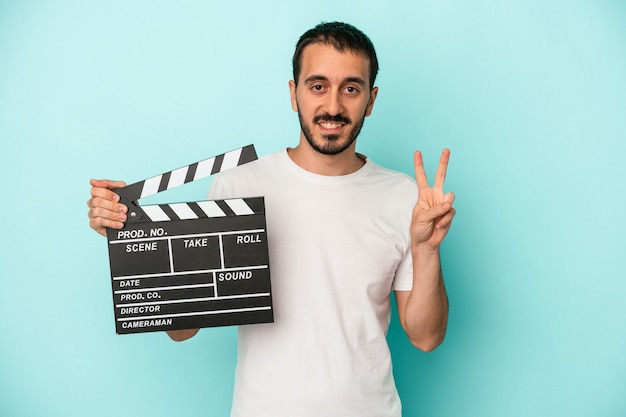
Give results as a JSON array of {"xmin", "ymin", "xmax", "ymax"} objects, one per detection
[{"xmin": 292, "ymin": 21, "xmax": 379, "ymax": 89}]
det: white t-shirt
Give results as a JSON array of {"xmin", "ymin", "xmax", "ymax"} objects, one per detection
[{"xmin": 208, "ymin": 149, "xmax": 417, "ymax": 417}]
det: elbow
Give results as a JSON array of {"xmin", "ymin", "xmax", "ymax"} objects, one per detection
[
  {"xmin": 411, "ymin": 338, "xmax": 443, "ymax": 353},
  {"xmin": 167, "ymin": 328, "xmax": 199, "ymax": 342},
  {"xmin": 399, "ymin": 304, "xmax": 449, "ymax": 352},
  {"xmin": 408, "ymin": 331, "xmax": 446, "ymax": 353}
]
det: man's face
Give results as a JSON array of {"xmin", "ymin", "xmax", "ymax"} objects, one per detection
[{"xmin": 290, "ymin": 43, "xmax": 378, "ymax": 155}]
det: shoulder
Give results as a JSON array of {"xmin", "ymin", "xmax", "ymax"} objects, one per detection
[
  {"xmin": 363, "ymin": 159, "xmax": 417, "ymax": 195},
  {"xmin": 209, "ymin": 150, "xmax": 285, "ymax": 199}
]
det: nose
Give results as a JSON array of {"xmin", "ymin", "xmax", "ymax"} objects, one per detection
[{"xmin": 324, "ymin": 90, "xmax": 344, "ymax": 116}]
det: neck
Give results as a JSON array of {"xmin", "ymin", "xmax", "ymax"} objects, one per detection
[{"xmin": 287, "ymin": 142, "xmax": 365, "ymax": 176}]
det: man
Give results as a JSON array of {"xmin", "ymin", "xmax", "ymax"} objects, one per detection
[{"xmin": 88, "ymin": 22, "xmax": 455, "ymax": 417}]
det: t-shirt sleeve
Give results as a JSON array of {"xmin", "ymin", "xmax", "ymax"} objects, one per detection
[
  {"xmin": 392, "ymin": 246, "xmax": 413, "ymax": 291},
  {"xmin": 392, "ymin": 179, "xmax": 417, "ymax": 292}
]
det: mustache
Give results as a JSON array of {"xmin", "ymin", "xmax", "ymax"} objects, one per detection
[{"xmin": 313, "ymin": 113, "xmax": 351, "ymax": 125}]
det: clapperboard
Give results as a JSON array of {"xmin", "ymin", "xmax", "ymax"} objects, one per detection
[{"xmin": 106, "ymin": 145, "xmax": 273, "ymax": 334}]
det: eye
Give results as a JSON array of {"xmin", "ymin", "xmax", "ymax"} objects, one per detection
[
  {"xmin": 344, "ymin": 86, "xmax": 359, "ymax": 95},
  {"xmin": 311, "ymin": 84, "xmax": 325, "ymax": 93}
]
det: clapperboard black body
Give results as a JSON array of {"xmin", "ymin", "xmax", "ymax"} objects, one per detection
[{"xmin": 106, "ymin": 145, "xmax": 273, "ymax": 334}]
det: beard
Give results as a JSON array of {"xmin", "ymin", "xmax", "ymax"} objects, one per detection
[{"xmin": 298, "ymin": 111, "xmax": 366, "ymax": 156}]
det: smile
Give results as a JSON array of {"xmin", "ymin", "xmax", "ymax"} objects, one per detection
[{"xmin": 319, "ymin": 122, "xmax": 345, "ymax": 129}]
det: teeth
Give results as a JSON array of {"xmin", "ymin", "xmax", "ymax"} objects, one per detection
[{"xmin": 320, "ymin": 122, "xmax": 342, "ymax": 129}]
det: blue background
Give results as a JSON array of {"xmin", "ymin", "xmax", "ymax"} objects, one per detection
[{"xmin": 1, "ymin": 1, "xmax": 625, "ymax": 416}]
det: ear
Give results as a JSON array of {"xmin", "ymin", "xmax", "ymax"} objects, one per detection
[
  {"xmin": 289, "ymin": 80, "xmax": 298, "ymax": 112},
  {"xmin": 364, "ymin": 86, "xmax": 379, "ymax": 117}
]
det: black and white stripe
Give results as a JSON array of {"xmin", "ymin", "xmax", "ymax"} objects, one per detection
[
  {"xmin": 137, "ymin": 145, "xmax": 256, "ymax": 199},
  {"xmin": 141, "ymin": 197, "xmax": 261, "ymax": 222},
  {"xmin": 113, "ymin": 145, "xmax": 257, "ymax": 224}
]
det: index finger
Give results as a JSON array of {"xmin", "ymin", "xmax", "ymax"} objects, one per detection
[
  {"xmin": 90, "ymin": 178, "xmax": 127, "ymax": 191},
  {"xmin": 89, "ymin": 179, "xmax": 128, "ymax": 207},
  {"xmin": 434, "ymin": 149, "xmax": 451, "ymax": 190},
  {"xmin": 413, "ymin": 151, "xmax": 429, "ymax": 190}
]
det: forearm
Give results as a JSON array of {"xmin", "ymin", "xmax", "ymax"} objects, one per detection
[{"xmin": 398, "ymin": 246, "xmax": 449, "ymax": 351}]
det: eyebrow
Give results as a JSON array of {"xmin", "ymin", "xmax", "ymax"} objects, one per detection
[{"xmin": 303, "ymin": 74, "xmax": 367, "ymax": 87}]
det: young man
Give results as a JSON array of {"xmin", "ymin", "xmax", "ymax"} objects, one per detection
[{"xmin": 88, "ymin": 22, "xmax": 455, "ymax": 417}]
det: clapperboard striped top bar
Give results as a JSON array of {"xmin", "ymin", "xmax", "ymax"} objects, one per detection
[
  {"xmin": 140, "ymin": 145, "xmax": 256, "ymax": 199},
  {"xmin": 115, "ymin": 144, "xmax": 258, "ymax": 223},
  {"xmin": 141, "ymin": 198, "xmax": 259, "ymax": 222}
]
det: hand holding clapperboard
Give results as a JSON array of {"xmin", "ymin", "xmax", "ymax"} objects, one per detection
[{"xmin": 106, "ymin": 145, "xmax": 273, "ymax": 334}]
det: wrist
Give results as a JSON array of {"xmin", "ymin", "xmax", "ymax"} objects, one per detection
[{"xmin": 411, "ymin": 241, "xmax": 440, "ymax": 259}]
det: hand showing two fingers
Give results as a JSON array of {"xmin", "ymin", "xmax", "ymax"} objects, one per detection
[{"xmin": 411, "ymin": 149, "xmax": 456, "ymax": 250}]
